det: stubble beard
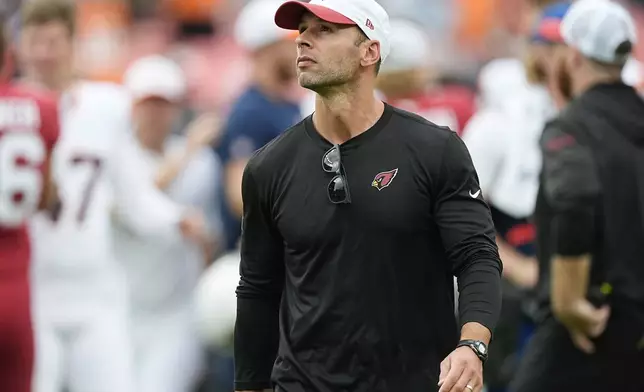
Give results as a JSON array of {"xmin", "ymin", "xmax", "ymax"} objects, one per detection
[{"xmin": 298, "ymin": 64, "xmax": 356, "ymax": 93}]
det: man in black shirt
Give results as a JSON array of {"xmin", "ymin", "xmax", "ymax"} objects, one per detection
[
  {"xmin": 510, "ymin": 1, "xmax": 644, "ymax": 391},
  {"xmin": 233, "ymin": 0, "xmax": 503, "ymax": 391}
]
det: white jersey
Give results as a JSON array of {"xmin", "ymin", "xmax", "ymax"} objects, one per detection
[
  {"xmin": 30, "ymin": 81, "xmax": 184, "ymax": 279},
  {"xmin": 464, "ymin": 59, "xmax": 556, "ymax": 219},
  {"xmin": 114, "ymin": 136, "xmax": 222, "ymax": 311}
]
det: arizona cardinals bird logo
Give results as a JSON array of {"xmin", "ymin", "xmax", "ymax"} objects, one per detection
[{"xmin": 371, "ymin": 169, "xmax": 398, "ymax": 191}]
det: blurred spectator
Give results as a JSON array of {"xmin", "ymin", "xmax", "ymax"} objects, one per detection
[
  {"xmin": 116, "ymin": 55, "xmax": 222, "ymax": 392},
  {"xmin": 462, "ymin": 3, "xmax": 569, "ymax": 391},
  {"xmin": 0, "ymin": 14, "xmax": 60, "ymax": 392},
  {"xmin": 511, "ymin": 0, "xmax": 644, "ymax": 390},
  {"xmin": 464, "ymin": 58, "xmax": 553, "ymax": 392},
  {"xmin": 194, "ymin": 250, "xmax": 241, "ymax": 392},
  {"xmin": 623, "ymin": 56, "xmax": 644, "ymax": 91},
  {"xmin": 376, "ymin": 18, "xmax": 477, "ymax": 135},
  {"xmin": 216, "ymin": 0, "xmax": 301, "ymax": 251},
  {"xmin": 19, "ymin": 2, "xmax": 205, "ymax": 392}
]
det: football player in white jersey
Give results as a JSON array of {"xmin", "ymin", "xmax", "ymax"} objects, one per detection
[
  {"xmin": 116, "ymin": 55, "xmax": 222, "ymax": 392},
  {"xmin": 18, "ymin": 2, "xmax": 206, "ymax": 392}
]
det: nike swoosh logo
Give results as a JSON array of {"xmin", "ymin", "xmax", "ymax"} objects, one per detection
[
  {"xmin": 637, "ymin": 335, "xmax": 644, "ymax": 351},
  {"xmin": 469, "ymin": 190, "xmax": 481, "ymax": 198}
]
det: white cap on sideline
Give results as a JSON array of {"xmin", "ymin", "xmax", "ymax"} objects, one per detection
[
  {"xmin": 235, "ymin": 0, "xmax": 296, "ymax": 51},
  {"xmin": 560, "ymin": 0, "xmax": 637, "ymax": 65},
  {"xmin": 274, "ymin": 0, "xmax": 391, "ymax": 62},
  {"xmin": 124, "ymin": 55, "xmax": 186, "ymax": 103},
  {"xmin": 380, "ymin": 19, "xmax": 429, "ymax": 73}
]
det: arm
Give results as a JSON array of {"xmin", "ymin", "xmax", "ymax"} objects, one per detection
[
  {"xmin": 234, "ymin": 165, "xmax": 284, "ymax": 392},
  {"xmin": 497, "ymin": 235, "xmax": 538, "ymax": 289},
  {"xmin": 155, "ymin": 113, "xmax": 221, "ymax": 190},
  {"xmin": 111, "ymin": 131, "xmax": 187, "ymax": 239},
  {"xmin": 541, "ymin": 122, "xmax": 603, "ymax": 328},
  {"xmin": 184, "ymin": 148, "xmax": 224, "ymax": 263},
  {"xmin": 463, "ymin": 111, "xmax": 538, "ymax": 289},
  {"xmin": 38, "ymin": 97, "xmax": 60, "ymax": 214},
  {"xmin": 435, "ymin": 133, "xmax": 503, "ymax": 342},
  {"xmin": 38, "ymin": 153, "xmax": 59, "ymax": 213},
  {"xmin": 217, "ymin": 113, "xmax": 268, "ymax": 219},
  {"xmin": 225, "ymin": 159, "xmax": 248, "ymax": 218},
  {"xmin": 155, "ymin": 149, "xmax": 198, "ymax": 191},
  {"xmin": 435, "ymin": 133, "xmax": 502, "ymax": 392}
]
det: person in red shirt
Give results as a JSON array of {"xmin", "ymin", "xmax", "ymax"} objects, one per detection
[
  {"xmin": 0, "ymin": 21, "xmax": 59, "ymax": 392},
  {"xmin": 376, "ymin": 19, "xmax": 476, "ymax": 136}
]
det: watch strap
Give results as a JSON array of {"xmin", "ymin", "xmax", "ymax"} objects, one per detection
[{"xmin": 457, "ymin": 339, "xmax": 488, "ymax": 362}]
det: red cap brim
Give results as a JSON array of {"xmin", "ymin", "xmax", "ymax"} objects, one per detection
[{"xmin": 274, "ymin": 1, "xmax": 355, "ymax": 30}]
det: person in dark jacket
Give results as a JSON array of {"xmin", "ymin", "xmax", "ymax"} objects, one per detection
[{"xmin": 510, "ymin": 1, "xmax": 644, "ymax": 392}]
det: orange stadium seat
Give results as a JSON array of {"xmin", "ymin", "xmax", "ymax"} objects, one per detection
[
  {"xmin": 455, "ymin": 0, "xmax": 496, "ymax": 48},
  {"xmin": 165, "ymin": 0, "xmax": 223, "ymax": 23}
]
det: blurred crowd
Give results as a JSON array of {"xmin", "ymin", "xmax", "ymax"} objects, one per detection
[{"xmin": 1, "ymin": 0, "xmax": 644, "ymax": 391}]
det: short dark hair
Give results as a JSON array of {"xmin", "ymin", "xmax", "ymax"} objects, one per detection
[
  {"xmin": 355, "ymin": 30, "xmax": 382, "ymax": 75},
  {"xmin": 588, "ymin": 40, "xmax": 633, "ymax": 74},
  {"xmin": 22, "ymin": 0, "xmax": 76, "ymax": 35},
  {"xmin": 614, "ymin": 40, "xmax": 633, "ymax": 64}
]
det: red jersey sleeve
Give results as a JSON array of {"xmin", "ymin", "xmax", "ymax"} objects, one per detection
[{"xmin": 38, "ymin": 96, "xmax": 60, "ymax": 152}]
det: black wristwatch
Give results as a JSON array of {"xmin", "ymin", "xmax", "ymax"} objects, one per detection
[{"xmin": 457, "ymin": 339, "xmax": 489, "ymax": 363}]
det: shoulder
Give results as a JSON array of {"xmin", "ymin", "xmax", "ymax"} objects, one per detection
[
  {"xmin": 542, "ymin": 105, "xmax": 586, "ymax": 145},
  {"xmin": 540, "ymin": 113, "xmax": 593, "ymax": 173},
  {"xmin": 77, "ymin": 82, "xmax": 132, "ymax": 128},
  {"xmin": 386, "ymin": 106, "xmax": 471, "ymax": 180},
  {"xmin": 389, "ymin": 105, "xmax": 456, "ymax": 150},
  {"xmin": 79, "ymin": 80, "xmax": 128, "ymax": 97},
  {"xmin": 170, "ymin": 136, "xmax": 221, "ymax": 173},
  {"xmin": 74, "ymin": 81, "xmax": 131, "ymax": 118},
  {"xmin": 0, "ymin": 85, "xmax": 59, "ymax": 144},
  {"xmin": 462, "ymin": 109, "xmax": 509, "ymax": 141},
  {"xmin": 245, "ymin": 118, "xmax": 307, "ymax": 180},
  {"xmin": 227, "ymin": 88, "xmax": 267, "ymax": 117},
  {"xmin": 2, "ymin": 85, "xmax": 58, "ymax": 122},
  {"xmin": 222, "ymin": 93, "xmax": 274, "ymax": 137},
  {"xmin": 2, "ymin": 83, "xmax": 57, "ymax": 108},
  {"xmin": 78, "ymin": 81, "xmax": 130, "ymax": 107}
]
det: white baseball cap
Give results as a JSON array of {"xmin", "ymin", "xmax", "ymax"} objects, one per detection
[
  {"xmin": 380, "ymin": 19, "xmax": 429, "ymax": 73},
  {"xmin": 560, "ymin": 0, "xmax": 637, "ymax": 65},
  {"xmin": 235, "ymin": 0, "xmax": 297, "ymax": 51},
  {"xmin": 274, "ymin": 0, "xmax": 391, "ymax": 62},
  {"xmin": 124, "ymin": 55, "xmax": 186, "ymax": 103}
]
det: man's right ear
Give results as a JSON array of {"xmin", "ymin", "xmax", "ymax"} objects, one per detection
[{"xmin": 360, "ymin": 40, "xmax": 380, "ymax": 69}]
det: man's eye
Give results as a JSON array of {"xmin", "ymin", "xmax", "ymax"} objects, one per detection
[
  {"xmin": 320, "ymin": 25, "xmax": 331, "ymax": 32},
  {"xmin": 298, "ymin": 27, "xmax": 306, "ymax": 34}
]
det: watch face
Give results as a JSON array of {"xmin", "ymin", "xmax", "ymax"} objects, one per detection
[{"xmin": 477, "ymin": 343, "xmax": 487, "ymax": 354}]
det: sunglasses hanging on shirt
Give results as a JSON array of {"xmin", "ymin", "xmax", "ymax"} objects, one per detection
[{"xmin": 322, "ymin": 144, "xmax": 352, "ymax": 204}]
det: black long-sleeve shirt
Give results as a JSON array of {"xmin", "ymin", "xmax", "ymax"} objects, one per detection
[
  {"xmin": 534, "ymin": 82, "xmax": 644, "ymax": 318},
  {"xmin": 235, "ymin": 104, "xmax": 502, "ymax": 392}
]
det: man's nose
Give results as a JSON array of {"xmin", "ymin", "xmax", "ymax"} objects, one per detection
[{"xmin": 295, "ymin": 33, "xmax": 311, "ymax": 48}]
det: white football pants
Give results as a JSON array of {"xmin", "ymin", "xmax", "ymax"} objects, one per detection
[
  {"xmin": 32, "ymin": 273, "xmax": 135, "ymax": 392},
  {"xmin": 130, "ymin": 305, "xmax": 203, "ymax": 392}
]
